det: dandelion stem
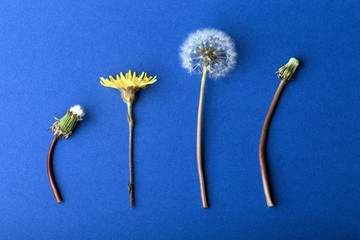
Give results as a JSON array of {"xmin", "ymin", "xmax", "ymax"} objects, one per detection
[
  {"xmin": 197, "ymin": 66, "xmax": 209, "ymax": 209},
  {"xmin": 259, "ymin": 79, "xmax": 286, "ymax": 208},
  {"xmin": 127, "ymin": 102, "xmax": 134, "ymax": 208},
  {"xmin": 47, "ymin": 135, "xmax": 62, "ymax": 203}
]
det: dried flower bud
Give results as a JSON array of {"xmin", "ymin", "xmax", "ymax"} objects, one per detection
[
  {"xmin": 276, "ymin": 57, "xmax": 300, "ymax": 82},
  {"xmin": 48, "ymin": 105, "xmax": 85, "ymax": 139}
]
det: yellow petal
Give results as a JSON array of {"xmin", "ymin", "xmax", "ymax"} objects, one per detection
[
  {"xmin": 126, "ymin": 70, "xmax": 132, "ymax": 79},
  {"xmin": 119, "ymin": 72, "xmax": 124, "ymax": 80},
  {"xmin": 138, "ymin": 78, "xmax": 156, "ymax": 88}
]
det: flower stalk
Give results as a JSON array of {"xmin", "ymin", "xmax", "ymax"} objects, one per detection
[
  {"xmin": 259, "ymin": 57, "xmax": 299, "ymax": 207},
  {"xmin": 197, "ymin": 66, "xmax": 209, "ymax": 209},
  {"xmin": 127, "ymin": 102, "xmax": 134, "ymax": 207},
  {"xmin": 47, "ymin": 135, "xmax": 61, "ymax": 203}
]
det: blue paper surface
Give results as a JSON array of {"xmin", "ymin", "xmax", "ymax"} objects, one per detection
[{"xmin": 0, "ymin": 0, "xmax": 359, "ymax": 239}]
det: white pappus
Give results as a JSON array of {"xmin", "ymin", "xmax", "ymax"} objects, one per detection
[
  {"xmin": 180, "ymin": 28, "xmax": 237, "ymax": 79},
  {"xmin": 69, "ymin": 105, "xmax": 85, "ymax": 118}
]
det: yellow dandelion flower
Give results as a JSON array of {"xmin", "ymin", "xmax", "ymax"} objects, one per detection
[
  {"xmin": 100, "ymin": 70, "xmax": 157, "ymax": 104},
  {"xmin": 99, "ymin": 69, "xmax": 157, "ymax": 208},
  {"xmin": 100, "ymin": 70, "xmax": 157, "ymax": 91}
]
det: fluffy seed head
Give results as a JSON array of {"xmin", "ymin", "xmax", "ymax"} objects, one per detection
[{"xmin": 180, "ymin": 28, "xmax": 237, "ymax": 79}]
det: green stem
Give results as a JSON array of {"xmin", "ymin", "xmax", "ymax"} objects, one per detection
[
  {"xmin": 197, "ymin": 66, "xmax": 209, "ymax": 209},
  {"xmin": 127, "ymin": 102, "xmax": 134, "ymax": 208}
]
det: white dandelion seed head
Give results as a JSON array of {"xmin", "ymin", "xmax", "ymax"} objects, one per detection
[
  {"xmin": 180, "ymin": 28, "xmax": 237, "ymax": 79},
  {"xmin": 69, "ymin": 105, "xmax": 85, "ymax": 118}
]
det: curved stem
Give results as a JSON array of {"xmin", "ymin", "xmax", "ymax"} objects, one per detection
[
  {"xmin": 259, "ymin": 79, "xmax": 286, "ymax": 207},
  {"xmin": 127, "ymin": 102, "xmax": 134, "ymax": 208},
  {"xmin": 47, "ymin": 135, "xmax": 62, "ymax": 203},
  {"xmin": 197, "ymin": 67, "xmax": 209, "ymax": 209}
]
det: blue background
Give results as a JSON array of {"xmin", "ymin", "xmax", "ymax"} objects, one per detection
[{"xmin": 0, "ymin": 0, "xmax": 359, "ymax": 239}]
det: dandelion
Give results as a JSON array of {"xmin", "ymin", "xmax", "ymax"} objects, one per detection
[
  {"xmin": 259, "ymin": 57, "xmax": 300, "ymax": 207},
  {"xmin": 180, "ymin": 28, "xmax": 237, "ymax": 79},
  {"xmin": 47, "ymin": 105, "xmax": 85, "ymax": 203},
  {"xmin": 180, "ymin": 28, "xmax": 237, "ymax": 208},
  {"xmin": 100, "ymin": 70, "xmax": 157, "ymax": 208}
]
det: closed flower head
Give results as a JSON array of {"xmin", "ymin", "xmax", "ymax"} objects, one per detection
[
  {"xmin": 48, "ymin": 105, "xmax": 85, "ymax": 139},
  {"xmin": 180, "ymin": 28, "xmax": 237, "ymax": 79},
  {"xmin": 100, "ymin": 70, "xmax": 157, "ymax": 104},
  {"xmin": 276, "ymin": 57, "xmax": 300, "ymax": 82}
]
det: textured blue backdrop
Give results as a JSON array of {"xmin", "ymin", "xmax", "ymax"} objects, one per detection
[{"xmin": 0, "ymin": 0, "xmax": 359, "ymax": 239}]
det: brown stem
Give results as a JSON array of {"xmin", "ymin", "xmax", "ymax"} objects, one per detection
[
  {"xmin": 259, "ymin": 79, "xmax": 286, "ymax": 207},
  {"xmin": 47, "ymin": 135, "xmax": 62, "ymax": 203},
  {"xmin": 127, "ymin": 103, "xmax": 134, "ymax": 208},
  {"xmin": 197, "ymin": 67, "xmax": 209, "ymax": 209}
]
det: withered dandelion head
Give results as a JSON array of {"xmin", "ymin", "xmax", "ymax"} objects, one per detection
[{"xmin": 276, "ymin": 57, "xmax": 300, "ymax": 82}]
